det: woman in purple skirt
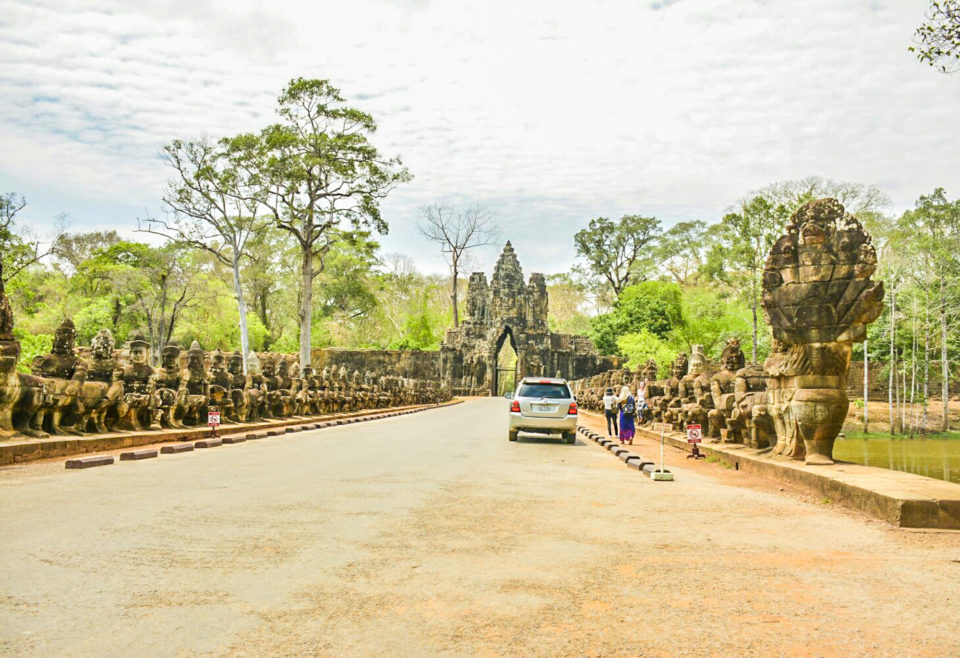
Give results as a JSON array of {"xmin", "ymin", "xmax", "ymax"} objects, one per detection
[{"xmin": 618, "ymin": 385, "xmax": 636, "ymax": 444}]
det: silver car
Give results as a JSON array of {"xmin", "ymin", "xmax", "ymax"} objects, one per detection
[{"xmin": 505, "ymin": 377, "xmax": 578, "ymax": 444}]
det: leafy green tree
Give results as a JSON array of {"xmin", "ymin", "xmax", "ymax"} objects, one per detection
[
  {"xmin": 53, "ymin": 231, "xmax": 121, "ymax": 274},
  {"xmin": 617, "ymin": 329, "xmax": 677, "ymax": 377},
  {"xmin": 235, "ymin": 78, "xmax": 411, "ymax": 368},
  {"xmin": 654, "ymin": 220, "xmax": 708, "ymax": 285},
  {"xmin": 0, "ymin": 193, "xmax": 65, "ymax": 283},
  {"xmin": 589, "ymin": 281, "xmax": 683, "ymax": 355},
  {"xmin": 142, "ymin": 136, "xmax": 269, "ymax": 370},
  {"xmin": 573, "ymin": 214, "xmax": 660, "ymax": 297},
  {"xmin": 703, "ymin": 196, "xmax": 791, "ymax": 363},
  {"xmin": 911, "ymin": 1, "xmax": 960, "ymax": 73},
  {"xmin": 899, "ymin": 188, "xmax": 960, "ymax": 430}
]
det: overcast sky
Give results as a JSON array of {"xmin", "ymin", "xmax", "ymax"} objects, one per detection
[{"xmin": 2, "ymin": 0, "xmax": 958, "ymax": 276}]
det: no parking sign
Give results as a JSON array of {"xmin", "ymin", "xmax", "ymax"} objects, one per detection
[{"xmin": 686, "ymin": 424, "xmax": 702, "ymax": 443}]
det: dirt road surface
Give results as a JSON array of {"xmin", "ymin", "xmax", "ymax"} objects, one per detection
[{"xmin": 1, "ymin": 398, "xmax": 958, "ymax": 657}]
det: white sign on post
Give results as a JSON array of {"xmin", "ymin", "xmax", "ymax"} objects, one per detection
[
  {"xmin": 207, "ymin": 411, "xmax": 221, "ymax": 427},
  {"xmin": 686, "ymin": 424, "xmax": 702, "ymax": 443}
]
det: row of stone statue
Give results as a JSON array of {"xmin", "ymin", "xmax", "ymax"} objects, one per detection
[
  {"xmin": 572, "ymin": 339, "xmax": 774, "ymax": 448},
  {"xmin": 572, "ymin": 198, "xmax": 885, "ymax": 465},
  {"xmin": 0, "ymin": 319, "xmax": 448, "ymax": 440}
]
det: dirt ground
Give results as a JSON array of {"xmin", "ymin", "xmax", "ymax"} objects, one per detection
[
  {"xmin": 844, "ymin": 398, "xmax": 960, "ymax": 435},
  {"xmin": 1, "ymin": 399, "xmax": 958, "ymax": 657}
]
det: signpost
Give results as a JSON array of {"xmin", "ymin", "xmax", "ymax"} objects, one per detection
[
  {"xmin": 649, "ymin": 422, "xmax": 674, "ymax": 480},
  {"xmin": 207, "ymin": 410, "xmax": 221, "ymax": 438},
  {"xmin": 686, "ymin": 424, "xmax": 705, "ymax": 459}
]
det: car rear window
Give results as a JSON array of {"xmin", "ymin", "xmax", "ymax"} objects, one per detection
[{"xmin": 517, "ymin": 383, "xmax": 571, "ymax": 399}]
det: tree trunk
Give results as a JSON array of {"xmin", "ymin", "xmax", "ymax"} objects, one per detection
[
  {"xmin": 941, "ymin": 276, "xmax": 949, "ymax": 432},
  {"xmin": 923, "ymin": 288, "xmax": 929, "ymax": 436},
  {"xmin": 299, "ymin": 247, "xmax": 313, "ymax": 369},
  {"xmin": 451, "ymin": 258, "xmax": 460, "ymax": 328},
  {"xmin": 889, "ymin": 290, "xmax": 895, "ymax": 435},
  {"xmin": 863, "ymin": 339, "xmax": 869, "ymax": 433},
  {"xmin": 751, "ymin": 282, "xmax": 759, "ymax": 364},
  {"xmin": 232, "ymin": 255, "xmax": 251, "ymax": 374}
]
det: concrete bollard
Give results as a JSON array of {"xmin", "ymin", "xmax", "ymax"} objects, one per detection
[
  {"xmin": 161, "ymin": 444, "xmax": 194, "ymax": 454},
  {"xmin": 65, "ymin": 455, "xmax": 114, "ymax": 469},
  {"xmin": 120, "ymin": 449, "xmax": 158, "ymax": 461}
]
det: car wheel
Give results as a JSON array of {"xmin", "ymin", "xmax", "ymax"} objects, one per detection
[
  {"xmin": 563, "ymin": 431, "xmax": 575, "ymax": 444},
  {"xmin": 508, "ymin": 430, "xmax": 518, "ymax": 442}
]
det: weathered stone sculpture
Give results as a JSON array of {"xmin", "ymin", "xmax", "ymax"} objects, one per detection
[
  {"xmin": 679, "ymin": 345, "xmax": 710, "ymax": 433},
  {"xmin": 31, "ymin": 318, "xmax": 85, "ymax": 435},
  {"xmin": 762, "ymin": 198, "xmax": 884, "ymax": 464},
  {"xmin": 117, "ymin": 333, "xmax": 158, "ymax": 431},
  {"xmin": 662, "ymin": 353, "xmax": 689, "ymax": 429},
  {"xmin": 245, "ymin": 352, "xmax": 267, "ymax": 421},
  {"xmin": 708, "ymin": 338, "xmax": 745, "ymax": 442},
  {"xmin": 181, "ymin": 341, "xmax": 209, "ymax": 426},
  {"xmin": 732, "ymin": 363, "xmax": 774, "ymax": 449},
  {"xmin": 153, "ymin": 343, "xmax": 184, "ymax": 429},
  {"xmin": 78, "ymin": 329, "xmax": 124, "ymax": 433}
]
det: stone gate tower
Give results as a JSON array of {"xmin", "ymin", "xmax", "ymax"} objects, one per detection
[{"xmin": 439, "ymin": 242, "xmax": 619, "ymax": 395}]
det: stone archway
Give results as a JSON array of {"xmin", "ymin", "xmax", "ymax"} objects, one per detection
[{"xmin": 491, "ymin": 326, "xmax": 520, "ymax": 396}]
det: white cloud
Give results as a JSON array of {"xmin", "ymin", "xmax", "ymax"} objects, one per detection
[{"xmin": 1, "ymin": 0, "xmax": 958, "ymax": 276}]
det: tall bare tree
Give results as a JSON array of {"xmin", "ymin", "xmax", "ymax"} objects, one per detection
[
  {"xmin": 417, "ymin": 203, "xmax": 499, "ymax": 327},
  {"xmin": 140, "ymin": 136, "xmax": 267, "ymax": 370}
]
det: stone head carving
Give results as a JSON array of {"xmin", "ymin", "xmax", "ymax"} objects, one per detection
[
  {"xmin": 643, "ymin": 359, "xmax": 658, "ymax": 381},
  {"xmin": 302, "ymin": 365, "xmax": 314, "ymax": 378},
  {"xmin": 261, "ymin": 356, "xmax": 277, "ymax": 377},
  {"xmin": 187, "ymin": 341, "xmax": 204, "ymax": 370},
  {"xmin": 338, "ymin": 366, "xmax": 348, "ymax": 381},
  {"xmin": 289, "ymin": 362, "xmax": 300, "ymax": 378},
  {"xmin": 129, "ymin": 332, "xmax": 150, "ymax": 366},
  {"xmin": 276, "ymin": 357, "xmax": 289, "ymax": 377},
  {"xmin": 720, "ymin": 338, "xmax": 745, "ymax": 373},
  {"xmin": 688, "ymin": 345, "xmax": 706, "ymax": 376},
  {"xmin": 763, "ymin": 197, "xmax": 884, "ymax": 345},
  {"xmin": 160, "ymin": 343, "xmax": 181, "ymax": 369},
  {"xmin": 210, "ymin": 348, "xmax": 226, "ymax": 372},
  {"xmin": 671, "ymin": 353, "xmax": 689, "ymax": 379},
  {"xmin": 228, "ymin": 351, "xmax": 244, "ymax": 375},
  {"xmin": 352, "ymin": 370, "xmax": 361, "ymax": 385},
  {"xmin": 322, "ymin": 367, "xmax": 330, "ymax": 380},
  {"xmin": 246, "ymin": 351, "xmax": 262, "ymax": 376},
  {"xmin": 91, "ymin": 328, "xmax": 115, "ymax": 359},
  {"xmin": 53, "ymin": 318, "xmax": 77, "ymax": 354}
]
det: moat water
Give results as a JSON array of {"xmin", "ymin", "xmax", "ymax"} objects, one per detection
[{"xmin": 833, "ymin": 437, "xmax": 960, "ymax": 484}]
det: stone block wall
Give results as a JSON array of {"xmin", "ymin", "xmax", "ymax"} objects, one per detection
[{"xmin": 311, "ymin": 348, "xmax": 441, "ymax": 381}]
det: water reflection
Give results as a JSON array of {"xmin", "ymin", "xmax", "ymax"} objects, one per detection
[{"xmin": 833, "ymin": 438, "xmax": 960, "ymax": 484}]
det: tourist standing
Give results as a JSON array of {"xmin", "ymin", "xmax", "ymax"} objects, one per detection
[
  {"xmin": 602, "ymin": 387, "xmax": 618, "ymax": 436},
  {"xmin": 619, "ymin": 385, "xmax": 636, "ymax": 444}
]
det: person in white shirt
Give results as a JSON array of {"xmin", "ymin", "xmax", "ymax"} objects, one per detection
[{"xmin": 602, "ymin": 387, "xmax": 618, "ymax": 436}]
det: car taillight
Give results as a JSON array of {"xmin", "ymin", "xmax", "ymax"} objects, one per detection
[
  {"xmin": 568, "ymin": 402, "xmax": 578, "ymax": 415},
  {"xmin": 510, "ymin": 400, "xmax": 521, "ymax": 413}
]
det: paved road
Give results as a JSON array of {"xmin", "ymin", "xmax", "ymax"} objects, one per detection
[{"xmin": 1, "ymin": 399, "xmax": 958, "ymax": 657}]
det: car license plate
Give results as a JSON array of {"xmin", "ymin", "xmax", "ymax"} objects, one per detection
[{"xmin": 534, "ymin": 404, "xmax": 554, "ymax": 412}]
